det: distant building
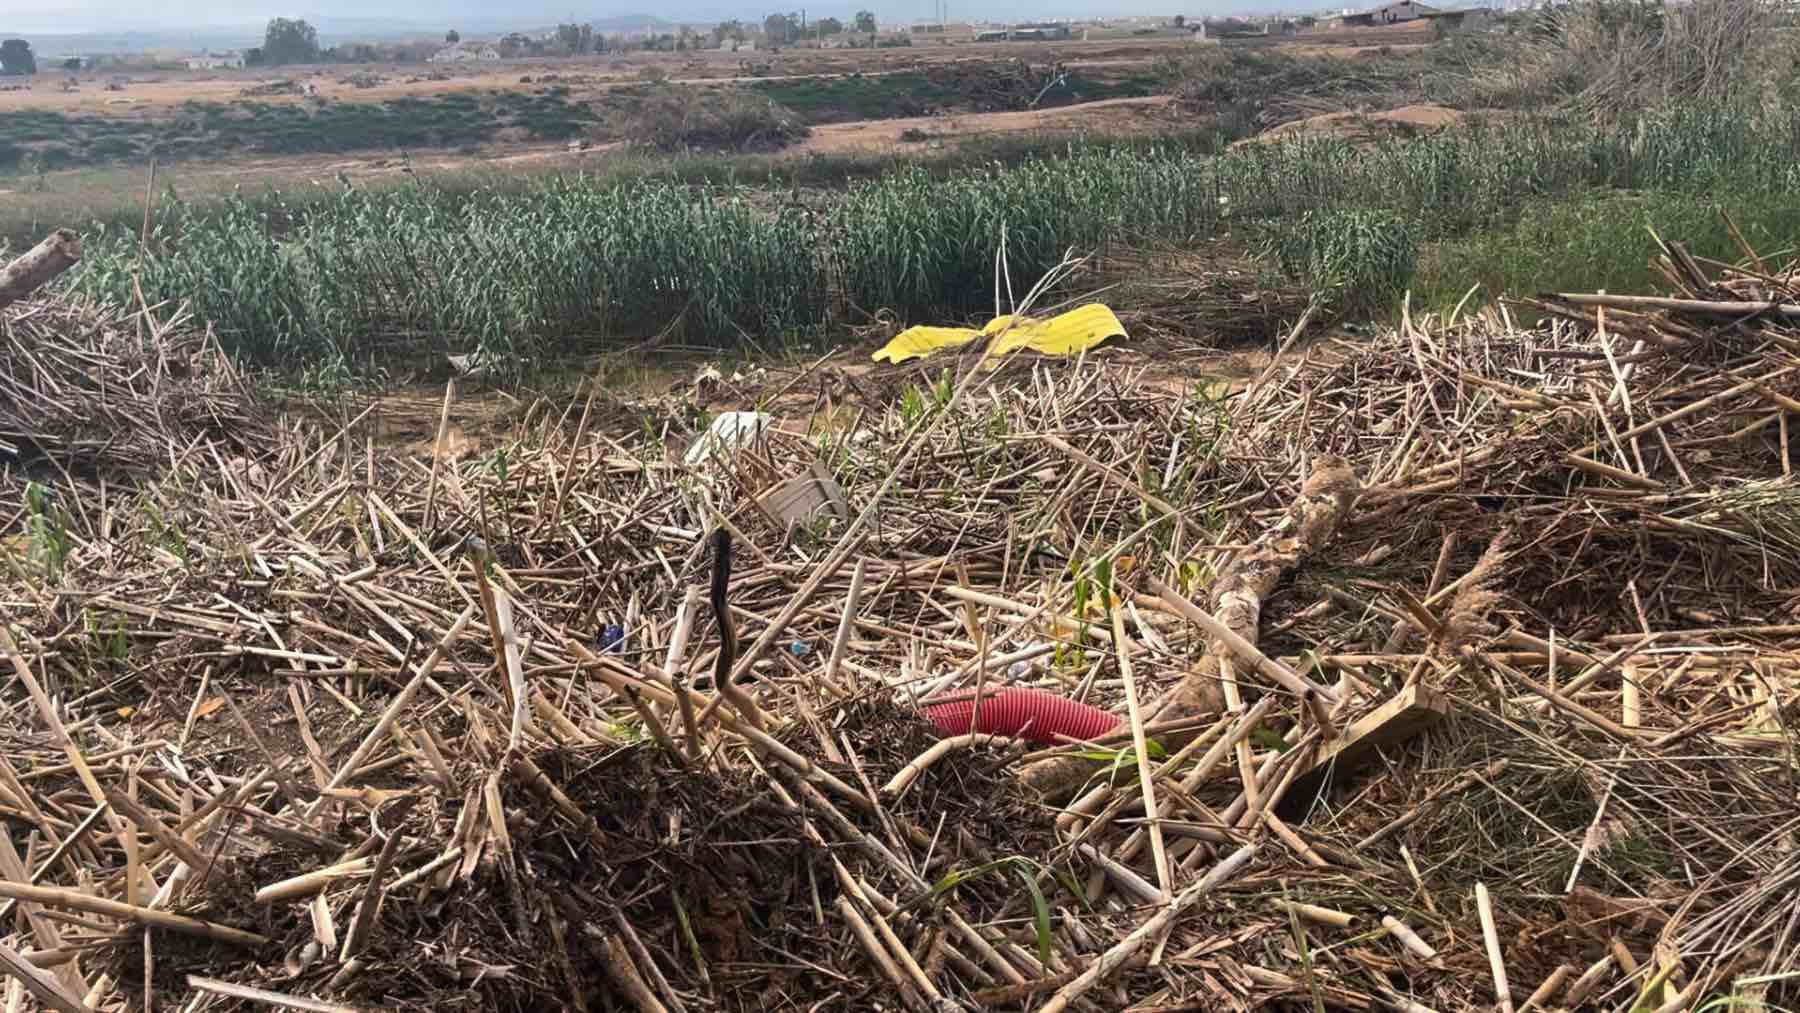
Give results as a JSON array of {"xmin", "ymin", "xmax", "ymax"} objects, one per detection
[
  {"xmin": 975, "ymin": 22, "xmax": 1073, "ymax": 41},
  {"xmin": 1340, "ymin": 0, "xmax": 1440, "ymax": 25},
  {"xmin": 1419, "ymin": 7, "xmax": 1496, "ymax": 31},
  {"xmin": 185, "ymin": 51, "xmax": 245, "ymax": 70},
  {"xmin": 429, "ymin": 44, "xmax": 501, "ymax": 63}
]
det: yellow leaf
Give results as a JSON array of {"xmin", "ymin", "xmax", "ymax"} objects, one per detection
[{"xmin": 195, "ymin": 696, "xmax": 225, "ymax": 720}]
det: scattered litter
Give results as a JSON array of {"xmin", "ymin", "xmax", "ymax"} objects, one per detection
[
  {"xmin": 757, "ymin": 459, "xmax": 850, "ymax": 526},
  {"xmin": 599, "ymin": 623, "xmax": 626, "ymax": 654},
  {"xmin": 446, "ymin": 351, "xmax": 489, "ymax": 378},
  {"xmin": 683, "ymin": 410, "xmax": 774, "ymax": 466}
]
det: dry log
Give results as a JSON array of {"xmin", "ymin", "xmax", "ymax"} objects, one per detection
[
  {"xmin": 1155, "ymin": 454, "xmax": 1361, "ymax": 719},
  {"xmin": 1018, "ymin": 455, "xmax": 1361, "ymax": 799},
  {"xmin": 0, "ymin": 230, "xmax": 81, "ymax": 312}
]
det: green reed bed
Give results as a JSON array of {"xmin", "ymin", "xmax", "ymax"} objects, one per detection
[{"xmin": 67, "ymin": 104, "xmax": 1800, "ymax": 377}]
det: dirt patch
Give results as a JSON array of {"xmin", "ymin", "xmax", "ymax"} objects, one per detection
[
  {"xmin": 1232, "ymin": 102, "xmax": 1466, "ymax": 147},
  {"xmin": 797, "ymin": 94, "xmax": 1174, "ymax": 155}
]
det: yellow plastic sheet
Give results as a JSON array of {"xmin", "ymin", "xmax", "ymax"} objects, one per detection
[{"xmin": 871, "ymin": 303, "xmax": 1127, "ymax": 364}]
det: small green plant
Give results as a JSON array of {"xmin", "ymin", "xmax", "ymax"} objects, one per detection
[
  {"xmin": 141, "ymin": 501, "xmax": 189, "ymax": 563},
  {"xmin": 898, "ymin": 383, "xmax": 930, "ymax": 428},
  {"xmin": 83, "ymin": 610, "xmax": 130, "ymax": 663},
  {"xmin": 928, "ymin": 369, "xmax": 953, "ymax": 410},
  {"xmin": 1074, "ymin": 740, "xmax": 1170, "ymax": 792},
  {"xmin": 23, "ymin": 481, "xmax": 72, "ymax": 581},
  {"xmin": 926, "ymin": 856, "xmax": 1063, "ymax": 965}
]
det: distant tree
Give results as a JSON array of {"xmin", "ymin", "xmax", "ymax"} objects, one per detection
[
  {"xmin": 62, "ymin": 56, "xmax": 82, "ymax": 72},
  {"xmin": 446, "ymin": 29, "xmax": 460, "ymax": 43},
  {"xmin": 245, "ymin": 46, "xmax": 265, "ymax": 66},
  {"xmin": 816, "ymin": 16, "xmax": 844, "ymax": 35},
  {"xmin": 262, "ymin": 18, "xmax": 320, "ymax": 65},
  {"xmin": 579, "ymin": 23, "xmax": 595, "ymax": 53},
  {"xmin": 763, "ymin": 13, "xmax": 790, "ymax": 46},
  {"xmin": 0, "ymin": 39, "xmax": 36, "ymax": 76},
  {"xmin": 713, "ymin": 19, "xmax": 746, "ymax": 44},
  {"xmin": 501, "ymin": 32, "xmax": 533, "ymax": 57},
  {"xmin": 853, "ymin": 10, "xmax": 877, "ymax": 34},
  {"xmin": 1173, "ymin": 13, "xmax": 1186, "ymax": 27}
]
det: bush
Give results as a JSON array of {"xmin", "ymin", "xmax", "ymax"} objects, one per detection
[
  {"xmin": 1271, "ymin": 209, "xmax": 1418, "ymax": 318},
  {"xmin": 625, "ymin": 86, "xmax": 809, "ymax": 152}
]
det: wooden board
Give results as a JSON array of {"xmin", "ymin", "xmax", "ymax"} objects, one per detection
[{"xmin": 1277, "ymin": 683, "xmax": 1451, "ymax": 821}]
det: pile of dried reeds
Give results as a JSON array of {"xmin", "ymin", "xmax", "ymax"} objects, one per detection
[
  {"xmin": 1, "ymin": 229, "xmax": 1797, "ymax": 1013},
  {"xmin": 0, "ymin": 295, "xmax": 260, "ymax": 485},
  {"xmin": 1097, "ymin": 245, "xmax": 1308, "ymax": 348}
]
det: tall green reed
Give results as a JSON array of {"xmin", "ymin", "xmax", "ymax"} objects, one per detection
[{"xmin": 68, "ymin": 103, "xmax": 1800, "ymax": 377}]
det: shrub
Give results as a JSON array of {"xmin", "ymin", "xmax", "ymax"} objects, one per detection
[
  {"xmin": 1460, "ymin": 0, "xmax": 1789, "ymax": 119},
  {"xmin": 625, "ymin": 86, "xmax": 809, "ymax": 152},
  {"xmin": 1271, "ymin": 209, "xmax": 1418, "ymax": 319}
]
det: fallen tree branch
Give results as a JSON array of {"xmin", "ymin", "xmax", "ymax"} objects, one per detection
[{"xmin": 0, "ymin": 230, "xmax": 81, "ymax": 312}]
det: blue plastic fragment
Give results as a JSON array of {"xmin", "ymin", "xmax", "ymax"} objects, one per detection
[{"xmin": 600, "ymin": 624, "xmax": 626, "ymax": 654}]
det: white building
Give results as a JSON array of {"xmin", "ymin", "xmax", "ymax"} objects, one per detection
[
  {"xmin": 185, "ymin": 51, "xmax": 245, "ymax": 70},
  {"xmin": 429, "ymin": 44, "xmax": 502, "ymax": 63},
  {"xmin": 1341, "ymin": 0, "xmax": 1439, "ymax": 24}
]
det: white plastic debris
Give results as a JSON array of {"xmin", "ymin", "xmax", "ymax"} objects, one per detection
[
  {"xmin": 447, "ymin": 352, "xmax": 489, "ymax": 379},
  {"xmin": 684, "ymin": 411, "xmax": 775, "ymax": 467}
]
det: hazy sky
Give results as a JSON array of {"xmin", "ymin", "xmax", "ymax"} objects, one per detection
[{"xmin": 2, "ymin": 0, "xmax": 1242, "ymax": 36}]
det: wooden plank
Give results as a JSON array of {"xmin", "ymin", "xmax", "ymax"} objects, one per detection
[{"xmin": 1277, "ymin": 683, "xmax": 1450, "ymax": 820}]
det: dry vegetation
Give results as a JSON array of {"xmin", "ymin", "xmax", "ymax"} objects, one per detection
[
  {"xmin": 623, "ymin": 86, "xmax": 810, "ymax": 153},
  {"xmin": 2, "ymin": 3, "xmax": 1800, "ymax": 1011},
  {"xmin": 4, "ymin": 217, "xmax": 1800, "ymax": 1010}
]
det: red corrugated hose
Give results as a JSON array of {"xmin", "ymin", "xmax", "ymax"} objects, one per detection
[{"xmin": 923, "ymin": 686, "xmax": 1121, "ymax": 745}]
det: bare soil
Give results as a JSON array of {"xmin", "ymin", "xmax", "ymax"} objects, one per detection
[
  {"xmin": 795, "ymin": 94, "xmax": 1177, "ymax": 155},
  {"xmin": 1231, "ymin": 102, "xmax": 1467, "ymax": 147},
  {"xmin": 0, "ymin": 23, "xmax": 1429, "ymax": 117}
]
